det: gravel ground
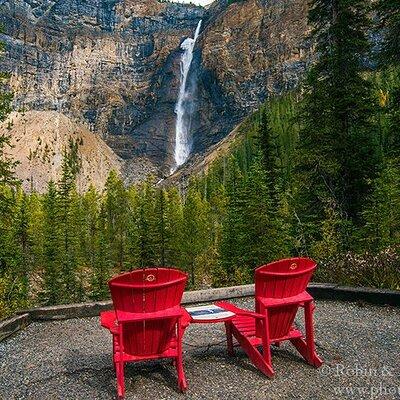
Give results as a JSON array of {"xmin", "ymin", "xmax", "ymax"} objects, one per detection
[{"xmin": 0, "ymin": 299, "xmax": 399, "ymax": 400}]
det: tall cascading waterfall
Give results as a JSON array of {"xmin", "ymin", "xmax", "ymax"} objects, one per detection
[{"xmin": 172, "ymin": 20, "xmax": 202, "ymax": 171}]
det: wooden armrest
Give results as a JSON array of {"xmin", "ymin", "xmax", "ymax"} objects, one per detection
[
  {"xmin": 257, "ymin": 291, "xmax": 313, "ymax": 308},
  {"xmin": 215, "ymin": 301, "xmax": 265, "ymax": 320},
  {"xmin": 100, "ymin": 310, "xmax": 119, "ymax": 334}
]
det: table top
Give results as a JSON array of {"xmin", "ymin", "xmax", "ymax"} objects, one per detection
[{"xmin": 185, "ymin": 304, "xmax": 235, "ymax": 323}]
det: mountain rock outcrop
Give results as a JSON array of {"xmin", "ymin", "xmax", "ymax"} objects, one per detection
[
  {"xmin": 191, "ymin": 0, "xmax": 311, "ymax": 156},
  {"xmin": 0, "ymin": 0, "xmax": 311, "ymax": 185}
]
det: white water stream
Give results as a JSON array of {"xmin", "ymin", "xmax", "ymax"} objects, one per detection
[{"xmin": 173, "ymin": 20, "xmax": 202, "ymax": 170}]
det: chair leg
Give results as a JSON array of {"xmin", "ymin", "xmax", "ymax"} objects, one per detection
[
  {"xmin": 231, "ymin": 323, "xmax": 274, "ymax": 378},
  {"xmin": 291, "ymin": 301, "xmax": 322, "ymax": 368},
  {"xmin": 304, "ymin": 301, "xmax": 323, "ymax": 367},
  {"xmin": 176, "ymin": 322, "xmax": 188, "ymax": 392},
  {"xmin": 176, "ymin": 353, "xmax": 187, "ymax": 392},
  {"xmin": 225, "ymin": 321, "xmax": 234, "ymax": 356},
  {"xmin": 261, "ymin": 311, "xmax": 272, "ymax": 369},
  {"xmin": 116, "ymin": 360, "xmax": 125, "ymax": 399}
]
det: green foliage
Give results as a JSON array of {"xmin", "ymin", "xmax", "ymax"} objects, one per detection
[
  {"xmin": 362, "ymin": 161, "xmax": 400, "ymax": 250},
  {"xmin": 182, "ymin": 185, "xmax": 212, "ymax": 286},
  {"xmin": 376, "ymin": 0, "xmax": 400, "ymax": 67},
  {"xmin": 2, "ymin": 0, "xmax": 400, "ymax": 318},
  {"xmin": 41, "ymin": 181, "xmax": 61, "ymax": 305},
  {"xmin": 296, "ymin": 0, "xmax": 380, "ymax": 257}
]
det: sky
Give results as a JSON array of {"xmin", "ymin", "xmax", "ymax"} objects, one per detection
[{"xmin": 170, "ymin": 0, "xmax": 216, "ymax": 6}]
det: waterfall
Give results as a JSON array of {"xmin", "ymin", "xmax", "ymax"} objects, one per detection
[{"xmin": 173, "ymin": 20, "xmax": 202, "ymax": 170}]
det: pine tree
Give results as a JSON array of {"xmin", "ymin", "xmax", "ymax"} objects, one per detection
[
  {"xmin": 297, "ymin": 0, "xmax": 379, "ymax": 248},
  {"xmin": 57, "ymin": 139, "xmax": 84, "ymax": 302},
  {"xmin": 376, "ymin": 0, "xmax": 400, "ymax": 159},
  {"xmin": 81, "ymin": 185, "xmax": 111, "ymax": 299},
  {"xmin": 240, "ymin": 154, "xmax": 288, "ymax": 270},
  {"xmin": 81, "ymin": 185, "xmax": 100, "ymax": 269},
  {"xmin": 376, "ymin": 0, "xmax": 400, "ymax": 67},
  {"xmin": 27, "ymin": 191, "xmax": 44, "ymax": 271},
  {"xmin": 136, "ymin": 177, "xmax": 158, "ymax": 267},
  {"xmin": 0, "ymin": 30, "xmax": 21, "ymax": 317},
  {"xmin": 363, "ymin": 161, "xmax": 400, "ymax": 250},
  {"xmin": 218, "ymin": 156, "xmax": 245, "ymax": 284},
  {"xmin": 258, "ymin": 107, "xmax": 282, "ymax": 201},
  {"xmin": 182, "ymin": 184, "xmax": 210, "ymax": 287},
  {"xmin": 103, "ymin": 170, "xmax": 128, "ymax": 269},
  {"xmin": 164, "ymin": 186, "xmax": 184, "ymax": 267},
  {"xmin": 155, "ymin": 188, "xmax": 168, "ymax": 266},
  {"xmin": 125, "ymin": 185, "xmax": 141, "ymax": 269},
  {"xmin": 91, "ymin": 203, "xmax": 112, "ymax": 299},
  {"xmin": 12, "ymin": 191, "xmax": 31, "ymax": 304},
  {"xmin": 41, "ymin": 181, "xmax": 61, "ymax": 305}
]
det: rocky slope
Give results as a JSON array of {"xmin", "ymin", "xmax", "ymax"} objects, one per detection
[
  {"xmin": 2, "ymin": 111, "xmax": 125, "ymax": 192},
  {"xmin": 0, "ymin": 0, "xmax": 311, "ymax": 185}
]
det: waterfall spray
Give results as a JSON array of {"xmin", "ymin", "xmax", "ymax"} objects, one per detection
[{"xmin": 173, "ymin": 20, "xmax": 202, "ymax": 171}]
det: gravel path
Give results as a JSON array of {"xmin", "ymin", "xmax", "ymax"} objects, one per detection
[{"xmin": 0, "ymin": 299, "xmax": 399, "ymax": 400}]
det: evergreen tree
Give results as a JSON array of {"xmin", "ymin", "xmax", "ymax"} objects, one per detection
[
  {"xmin": 12, "ymin": 191, "xmax": 31, "ymax": 303},
  {"xmin": 297, "ymin": 0, "xmax": 379, "ymax": 248},
  {"xmin": 136, "ymin": 178, "xmax": 158, "ymax": 267},
  {"xmin": 258, "ymin": 107, "xmax": 282, "ymax": 201},
  {"xmin": 57, "ymin": 139, "xmax": 84, "ymax": 302},
  {"xmin": 182, "ymin": 184, "xmax": 210, "ymax": 286},
  {"xmin": 164, "ymin": 186, "xmax": 184, "ymax": 267},
  {"xmin": 103, "ymin": 170, "xmax": 128, "ymax": 269},
  {"xmin": 41, "ymin": 181, "xmax": 61, "ymax": 305},
  {"xmin": 27, "ymin": 191, "xmax": 44, "ymax": 271},
  {"xmin": 376, "ymin": 0, "xmax": 400, "ymax": 67},
  {"xmin": 155, "ymin": 188, "xmax": 168, "ymax": 266},
  {"xmin": 81, "ymin": 185, "xmax": 100, "ymax": 269},
  {"xmin": 376, "ymin": 0, "xmax": 400, "ymax": 158},
  {"xmin": 363, "ymin": 161, "xmax": 400, "ymax": 250},
  {"xmin": 218, "ymin": 156, "xmax": 245, "ymax": 284},
  {"xmin": 91, "ymin": 203, "xmax": 112, "ymax": 299},
  {"xmin": 0, "ymin": 31, "xmax": 21, "ymax": 317},
  {"xmin": 125, "ymin": 185, "xmax": 141, "ymax": 269}
]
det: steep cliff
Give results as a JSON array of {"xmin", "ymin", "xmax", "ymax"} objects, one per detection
[
  {"xmin": 191, "ymin": 0, "xmax": 311, "ymax": 155},
  {"xmin": 0, "ymin": 0, "xmax": 204, "ymax": 175},
  {"xmin": 0, "ymin": 0, "xmax": 311, "ymax": 186}
]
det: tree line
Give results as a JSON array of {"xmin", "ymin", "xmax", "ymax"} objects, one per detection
[{"xmin": 0, "ymin": 0, "xmax": 400, "ymax": 318}]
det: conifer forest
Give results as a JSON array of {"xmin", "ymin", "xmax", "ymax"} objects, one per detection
[{"xmin": 1, "ymin": 0, "xmax": 400, "ymax": 318}]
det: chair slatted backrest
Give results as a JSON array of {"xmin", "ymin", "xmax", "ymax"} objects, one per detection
[
  {"xmin": 109, "ymin": 268, "xmax": 188, "ymax": 356},
  {"xmin": 255, "ymin": 258, "xmax": 316, "ymax": 340}
]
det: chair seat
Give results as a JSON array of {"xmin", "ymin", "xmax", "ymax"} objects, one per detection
[
  {"xmin": 231, "ymin": 314, "xmax": 303, "ymax": 345},
  {"xmin": 114, "ymin": 338, "xmax": 179, "ymax": 362}
]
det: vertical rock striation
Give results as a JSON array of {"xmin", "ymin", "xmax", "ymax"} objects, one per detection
[{"xmin": 0, "ymin": 0, "xmax": 312, "ymax": 182}]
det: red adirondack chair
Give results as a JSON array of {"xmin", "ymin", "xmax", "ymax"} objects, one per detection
[
  {"xmin": 100, "ymin": 268, "xmax": 190, "ymax": 399},
  {"xmin": 217, "ymin": 257, "xmax": 322, "ymax": 377}
]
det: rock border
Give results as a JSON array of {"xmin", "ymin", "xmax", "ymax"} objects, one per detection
[
  {"xmin": 0, "ymin": 283, "xmax": 399, "ymax": 342},
  {"xmin": 0, "ymin": 313, "xmax": 30, "ymax": 342}
]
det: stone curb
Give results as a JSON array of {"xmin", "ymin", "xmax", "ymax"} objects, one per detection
[
  {"xmin": 14, "ymin": 284, "xmax": 255, "ymax": 321},
  {"xmin": 0, "ymin": 313, "xmax": 30, "ymax": 342},
  {"xmin": 332, "ymin": 285, "xmax": 400, "ymax": 306},
  {"xmin": 1, "ymin": 283, "xmax": 399, "ymax": 342}
]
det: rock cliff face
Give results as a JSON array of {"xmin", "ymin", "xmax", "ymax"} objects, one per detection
[
  {"xmin": 0, "ymin": 0, "xmax": 311, "ymax": 185},
  {"xmin": 191, "ymin": 0, "xmax": 311, "ymax": 155}
]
